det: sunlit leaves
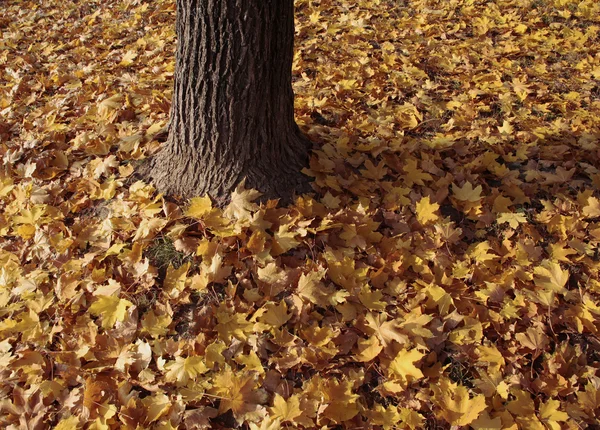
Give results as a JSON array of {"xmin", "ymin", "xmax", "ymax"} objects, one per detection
[
  {"xmin": 3, "ymin": 0, "xmax": 600, "ymax": 428},
  {"xmin": 452, "ymin": 182, "xmax": 482, "ymax": 202},
  {"xmin": 364, "ymin": 312, "xmax": 408, "ymax": 347},
  {"xmin": 164, "ymin": 355, "xmax": 209, "ymax": 385},
  {"xmin": 534, "ymin": 260, "xmax": 569, "ymax": 295},
  {"xmin": 224, "ymin": 180, "xmax": 261, "ymax": 222},
  {"xmin": 269, "ymin": 394, "xmax": 302, "ymax": 423},
  {"xmin": 432, "ymin": 378, "xmax": 487, "ymax": 426},
  {"xmin": 354, "ymin": 336, "xmax": 383, "ymax": 362},
  {"xmin": 89, "ymin": 295, "xmax": 133, "ymax": 329},
  {"xmin": 415, "ymin": 195, "xmax": 439, "ymax": 224},
  {"xmin": 387, "ymin": 348, "xmax": 425, "ymax": 386},
  {"xmin": 185, "ymin": 195, "xmax": 213, "ymax": 218}
]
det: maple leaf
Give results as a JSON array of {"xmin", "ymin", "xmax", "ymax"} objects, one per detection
[
  {"xmin": 534, "ymin": 260, "xmax": 569, "ymax": 294},
  {"xmin": 141, "ymin": 393, "xmax": 171, "ymax": 423},
  {"xmin": 141, "ymin": 309, "xmax": 172, "ymax": 339},
  {"xmin": 539, "ymin": 399, "xmax": 568, "ymax": 430},
  {"xmin": 89, "ymin": 295, "xmax": 133, "ymax": 329},
  {"xmin": 582, "ymin": 196, "xmax": 600, "ymax": 218},
  {"xmin": 387, "ymin": 348, "xmax": 424, "ymax": 385},
  {"xmin": 272, "ymin": 222, "xmax": 301, "ymax": 256},
  {"xmin": 163, "ymin": 262, "xmax": 189, "ymax": 295},
  {"xmin": 55, "ymin": 416, "xmax": 80, "ymax": 430},
  {"xmin": 215, "ymin": 304, "xmax": 254, "ymax": 341},
  {"xmin": 577, "ymin": 383, "xmax": 600, "ymax": 414},
  {"xmin": 468, "ymin": 241, "xmax": 499, "ymax": 264},
  {"xmin": 367, "ymin": 404, "xmax": 402, "ymax": 430},
  {"xmin": 205, "ymin": 341, "xmax": 227, "ymax": 367},
  {"xmin": 470, "ymin": 411, "xmax": 503, "ymax": 429},
  {"xmin": 185, "ymin": 196, "xmax": 213, "ymax": 219},
  {"xmin": 119, "ymin": 50, "xmax": 138, "ymax": 67},
  {"xmin": 322, "ymin": 191, "xmax": 341, "ymax": 209},
  {"xmin": 432, "ymin": 378, "xmax": 487, "ymax": 426},
  {"xmin": 497, "ymin": 120, "xmax": 514, "ymax": 135},
  {"xmin": 452, "ymin": 182, "xmax": 483, "ymax": 202},
  {"xmin": 403, "ymin": 159, "xmax": 433, "ymax": 186},
  {"xmin": 322, "ymin": 378, "xmax": 360, "ymax": 423},
  {"xmin": 497, "ymin": 212, "xmax": 527, "ymax": 228},
  {"xmin": 257, "ymin": 301, "xmax": 292, "ymax": 329},
  {"xmin": 249, "ymin": 418, "xmax": 282, "ymax": 430},
  {"xmin": 355, "ymin": 336, "xmax": 383, "ymax": 362},
  {"xmin": 164, "ymin": 356, "xmax": 208, "ymax": 386},
  {"xmin": 364, "ymin": 312, "xmax": 408, "ymax": 346},
  {"xmin": 224, "ymin": 180, "xmax": 261, "ymax": 222},
  {"xmin": 415, "ymin": 196, "xmax": 440, "ymax": 224},
  {"xmin": 269, "ymin": 393, "xmax": 302, "ymax": 423},
  {"xmin": 210, "ymin": 369, "xmax": 268, "ymax": 421}
]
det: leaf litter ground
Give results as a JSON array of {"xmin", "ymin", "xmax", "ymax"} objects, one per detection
[{"xmin": 1, "ymin": 0, "xmax": 600, "ymax": 428}]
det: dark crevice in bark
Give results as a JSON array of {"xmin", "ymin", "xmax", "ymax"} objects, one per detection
[{"xmin": 140, "ymin": 0, "xmax": 312, "ymax": 205}]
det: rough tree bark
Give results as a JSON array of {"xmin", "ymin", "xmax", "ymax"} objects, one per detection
[{"xmin": 143, "ymin": 0, "xmax": 311, "ymax": 204}]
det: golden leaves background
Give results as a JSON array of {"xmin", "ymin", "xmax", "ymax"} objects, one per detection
[{"xmin": 1, "ymin": 0, "xmax": 599, "ymax": 428}]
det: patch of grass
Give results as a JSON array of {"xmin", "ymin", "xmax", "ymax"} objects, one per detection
[
  {"xmin": 146, "ymin": 237, "xmax": 193, "ymax": 280},
  {"xmin": 445, "ymin": 355, "xmax": 475, "ymax": 389}
]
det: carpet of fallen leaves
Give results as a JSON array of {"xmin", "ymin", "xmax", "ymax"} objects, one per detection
[{"xmin": 1, "ymin": 0, "xmax": 600, "ymax": 428}]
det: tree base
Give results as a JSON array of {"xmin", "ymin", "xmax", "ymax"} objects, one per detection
[{"xmin": 137, "ymin": 130, "xmax": 313, "ymax": 207}]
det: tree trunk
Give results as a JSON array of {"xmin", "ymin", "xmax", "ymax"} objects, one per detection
[{"xmin": 144, "ymin": 0, "xmax": 311, "ymax": 204}]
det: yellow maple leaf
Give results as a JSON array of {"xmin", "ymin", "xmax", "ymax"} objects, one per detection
[
  {"xmin": 497, "ymin": 120, "xmax": 514, "ymax": 135},
  {"xmin": 216, "ymin": 304, "xmax": 253, "ymax": 341},
  {"xmin": 185, "ymin": 195, "xmax": 213, "ymax": 219},
  {"xmin": 205, "ymin": 341, "xmax": 227, "ymax": 367},
  {"xmin": 403, "ymin": 159, "xmax": 433, "ymax": 186},
  {"xmin": 476, "ymin": 345, "xmax": 505, "ymax": 370},
  {"xmin": 358, "ymin": 285, "xmax": 387, "ymax": 311},
  {"xmin": 468, "ymin": 241, "xmax": 499, "ymax": 264},
  {"xmin": 432, "ymin": 378, "xmax": 487, "ymax": 426},
  {"xmin": 224, "ymin": 180, "xmax": 261, "ymax": 222},
  {"xmin": 387, "ymin": 348, "xmax": 425, "ymax": 385},
  {"xmin": 269, "ymin": 393, "xmax": 302, "ymax": 423},
  {"xmin": 577, "ymin": 383, "xmax": 600, "ymax": 413},
  {"xmin": 582, "ymin": 196, "xmax": 600, "ymax": 218},
  {"xmin": 546, "ymin": 242, "xmax": 577, "ymax": 262},
  {"xmin": 89, "ymin": 295, "xmax": 133, "ymax": 329},
  {"xmin": 452, "ymin": 182, "xmax": 483, "ymax": 202},
  {"xmin": 415, "ymin": 196, "xmax": 439, "ymax": 224},
  {"xmin": 534, "ymin": 260, "xmax": 569, "ymax": 294},
  {"xmin": 399, "ymin": 408, "xmax": 424, "ymax": 429},
  {"xmin": 210, "ymin": 369, "xmax": 267, "ymax": 420},
  {"xmin": 449, "ymin": 317, "xmax": 483, "ymax": 345},
  {"xmin": 322, "ymin": 378, "xmax": 360, "ymax": 423},
  {"xmin": 249, "ymin": 418, "xmax": 282, "ymax": 430},
  {"xmin": 234, "ymin": 350, "xmax": 264, "ymax": 375},
  {"xmin": 473, "ymin": 16, "xmax": 492, "ymax": 36},
  {"xmin": 364, "ymin": 312, "xmax": 408, "ymax": 346},
  {"xmin": 355, "ymin": 336, "xmax": 383, "ymax": 362},
  {"xmin": 164, "ymin": 355, "xmax": 208, "ymax": 386},
  {"xmin": 55, "ymin": 416, "xmax": 80, "ymax": 430},
  {"xmin": 515, "ymin": 326, "xmax": 548, "ymax": 352},
  {"xmin": 258, "ymin": 301, "xmax": 292, "ymax": 329},
  {"xmin": 163, "ymin": 262, "xmax": 189, "ymax": 295},
  {"xmin": 322, "ymin": 191, "xmax": 341, "ymax": 209},
  {"xmin": 141, "ymin": 309, "xmax": 172, "ymax": 338},
  {"xmin": 367, "ymin": 404, "xmax": 401, "ymax": 429},
  {"xmin": 470, "ymin": 410, "xmax": 503, "ymax": 429},
  {"xmin": 119, "ymin": 50, "xmax": 138, "ymax": 67},
  {"xmin": 497, "ymin": 212, "xmax": 527, "ymax": 228},
  {"xmin": 539, "ymin": 399, "xmax": 568, "ymax": 430},
  {"xmin": 246, "ymin": 229, "xmax": 268, "ymax": 254},
  {"xmin": 272, "ymin": 223, "xmax": 300, "ymax": 256},
  {"xmin": 140, "ymin": 393, "xmax": 171, "ymax": 423}
]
